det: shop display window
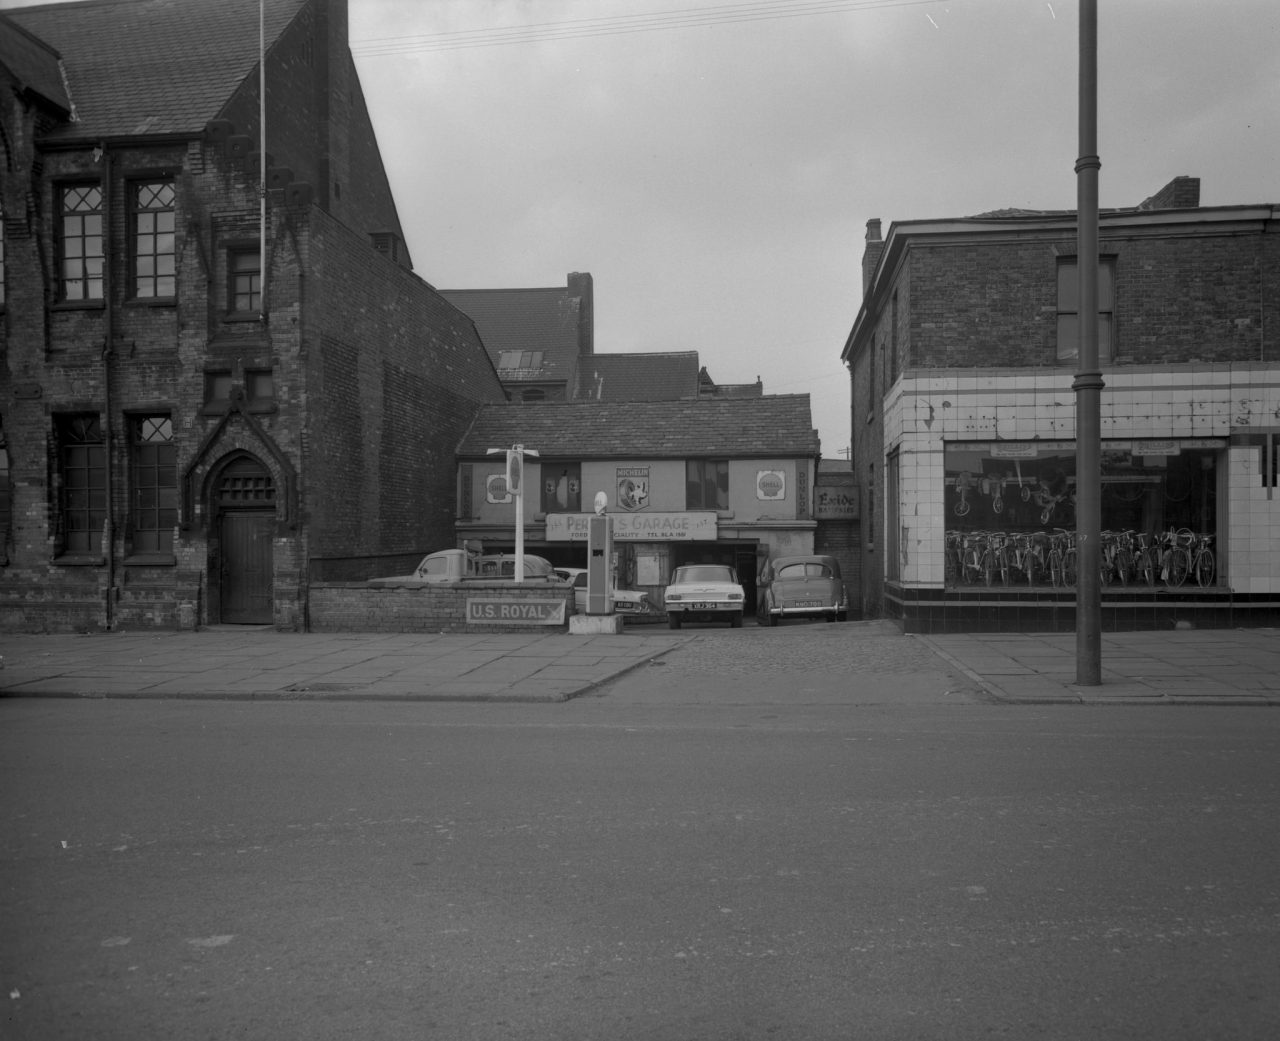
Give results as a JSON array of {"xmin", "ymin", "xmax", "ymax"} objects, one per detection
[{"xmin": 942, "ymin": 441, "xmax": 1220, "ymax": 589}]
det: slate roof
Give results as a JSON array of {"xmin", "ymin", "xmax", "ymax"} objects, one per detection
[
  {"xmin": 0, "ymin": 11, "xmax": 69, "ymax": 113},
  {"xmin": 5, "ymin": 0, "xmax": 308, "ymax": 142},
  {"xmin": 573, "ymin": 352, "xmax": 700, "ymax": 401},
  {"xmin": 440, "ymin": 286, "xmax": 585, "ymax": 385},
  {"xmin": 457, "ymin": 396, "xmax": 820, "ymax": 459}
]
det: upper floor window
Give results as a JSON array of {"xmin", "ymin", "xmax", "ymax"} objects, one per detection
[
  {"xmin": 60, "ymin": 185, "xmax": 104, "ymax": 302},
  {"xmin": 228, "ymin": 247, "xmax": 261, "ymax": 315},
  {"xmin": 1057, "ymin": 257, "xmax": 1115, "ymax": 364},
  {"xmin": 132, "ymin": 180, "xmax": 176, "ymax": 299},
  {"xmin": 130, "ymin": 415, "xmax": 177, "ymax": 555},
  {"xmin": 686, "ymin": 459, "xmax": 728, "ymax": 511},
  {"xmin": 541, "ymin": 462, "xmax": 581, "ymax": 513},
  {"xmin": 497, "ymin": 350, "xmax": 543, "ymax": 371}
]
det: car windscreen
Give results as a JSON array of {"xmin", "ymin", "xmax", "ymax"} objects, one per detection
[
  {"xmin": 675, "ymin": 566, "xmax": 734, "ymax": 583},
  {"xmin": 776, "ymin": 562, "xmax": 832, "ymax": 580}
]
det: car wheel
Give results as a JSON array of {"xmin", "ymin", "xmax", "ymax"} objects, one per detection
[
  {"xmin": 730, "ymin": 612, "xmax": 743, "ymax": 628},
  {"xmin": 767, "ymin": 613, "xmax": 778, "ymax": 627},
  {"xmin": 837, "ymin": 612, "xmax": 847, "ymax": 622},
  {"xmin": 668, "ymin": 615, "xmax": 681, "ymax": 630}
]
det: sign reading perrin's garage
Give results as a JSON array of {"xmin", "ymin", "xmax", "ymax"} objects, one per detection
[{"xmin": 466, "ymin": 598, "xmax": 567, "ymax": 625}]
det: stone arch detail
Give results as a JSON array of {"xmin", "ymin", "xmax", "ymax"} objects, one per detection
[{"xmin": 181, "ymin": 395, "xmax": 297, "ymax": 531}]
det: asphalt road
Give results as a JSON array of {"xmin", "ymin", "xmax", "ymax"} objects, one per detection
[{"xmin": 3, "ymin": 624, "xmax": 1279, "ymax": 1040}]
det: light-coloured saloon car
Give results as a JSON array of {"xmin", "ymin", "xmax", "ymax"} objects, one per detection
[
  {"xmin": 553, "ymin": 568, "xmax": 651, "ymax": 616},
  {"xmin": 663, "ymin": 564, "xmax": 745, "ymax": 629},
  {"xmin": 757, "ymin": 554, "xmax": 847, "ymax": 625}
]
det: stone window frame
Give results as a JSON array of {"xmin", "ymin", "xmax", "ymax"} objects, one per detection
[
  {"xmin": 686, "ymin": 458, "xmax": 729, "ymax": 511},
  {"xmin": 130, "ymin": 178, "xmax": 177, "ymax": 301},
  {"xmin": 57, "ymin": 183, "xmax": 105, "ymax": 304},
  {"xmin": 1056, "ymin": 254, "xmax": 1117, "ymax": 365},
  {"xmin": 126, "ymin": 413, "xmax": 178, "ymax": 562},
  {"xmin": 53, "ymin": 412, "xmax": 106, "ymax": 562},
  {"xmin": 225, "ymin": 243, "xmax": 262, "ymax": 319}
]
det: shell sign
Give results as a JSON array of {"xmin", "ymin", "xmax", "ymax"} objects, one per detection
[{"xmin": 756, "ymin": 469, "xmax": 786, "ymax": 501}]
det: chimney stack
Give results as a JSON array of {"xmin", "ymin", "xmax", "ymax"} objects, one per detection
[
  {"xmin": 1138, "ymin": 176, "xmax": 1201, "ymax": 211},
  {"xmin": 862, "ymin": 218, "xmax": 884, "ymax": 296}
]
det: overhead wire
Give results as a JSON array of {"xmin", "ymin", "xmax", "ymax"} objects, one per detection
[{"xmin": 351, "ymin": 0, "xmax": 950, "ymax": 57}]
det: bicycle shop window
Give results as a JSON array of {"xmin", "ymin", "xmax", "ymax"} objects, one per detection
[{"xmin": 943, "ymin": 441, "xmax": 1219, "ymax": 583}]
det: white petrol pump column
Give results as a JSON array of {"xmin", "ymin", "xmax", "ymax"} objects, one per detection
[
  {"xmin": 488, "ymin": 443, "xmax": 538, "ymax": 582},
  {"xmin": 587, "ymin": 491, "xmax": 614, "ymax": 615}
]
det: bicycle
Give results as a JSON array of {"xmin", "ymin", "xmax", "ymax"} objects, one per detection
[{"xmin": 1191, "ymin": 532, "xmax": 1216, "ymax": 587}]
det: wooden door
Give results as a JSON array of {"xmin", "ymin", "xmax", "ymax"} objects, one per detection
[{"xmin": 220, "ymin": 511, "xmax": 274, "ymax": 623}]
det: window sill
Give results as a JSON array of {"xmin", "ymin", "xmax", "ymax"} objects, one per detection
[
  {"xmin": 125, "ymin": 298, "xmax": 177, "ymax": 309},
  {"xmin": 222, "ymin": 313, "xmax": 265, "ymax": 324},
  {"xmin": 202, "ymin": 402, "xmax": 276, "ymax": 415},
  {"xmin": 53, "ymin": 554, "xmax": 105, "ymax": 566},
  {"xmin": 123, "ymin": 553, "xmax": 177, "ymax": 567},
  {"xmin": 51, "ymin": 300, "xmax": 105, "ymax": 312}
]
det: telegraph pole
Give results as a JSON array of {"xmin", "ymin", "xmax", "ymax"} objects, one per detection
[{"xmin": 1074, "ymin": 0, "xmax": 1103, "ymax": 684}]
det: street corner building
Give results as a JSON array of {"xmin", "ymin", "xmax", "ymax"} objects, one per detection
[
  {"xmin": 843, "ymin": 177, "xmax": 1280, "ymax": 633},
  {"xmin": 0, "ymin": 0, "xmax": 506, "ymax": 633},
  {"xmin": 453, "ymin": 395, "xmax": 848, "ymax": 622}
]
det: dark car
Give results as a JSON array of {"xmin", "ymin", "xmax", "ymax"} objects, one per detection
[{"xmin": 757, "ymin": 554, "xmax": 847, "ymax": 625}]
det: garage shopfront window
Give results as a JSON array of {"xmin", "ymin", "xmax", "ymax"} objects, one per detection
[{"xmin": 943, "ymin": 440, "xmax": 1220, "ymax": 585}]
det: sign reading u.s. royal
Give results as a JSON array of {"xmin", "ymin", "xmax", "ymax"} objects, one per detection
[
  {"xmin": 466, "ymin": 598, "xmax": 566, "ymax": 625},
  {"xmin": 546, "ymin": 512, "xmax": 717, "ymax": 541}
]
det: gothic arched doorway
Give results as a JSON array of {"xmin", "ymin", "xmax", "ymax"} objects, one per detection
[{"xmin": 212, "ymin": 454, "xmax": 275, "ymax": 624}]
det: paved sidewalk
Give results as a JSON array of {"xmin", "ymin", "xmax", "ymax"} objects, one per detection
[
  {"xmin": 921, "ymin": 628, "xmax": 1280, "ymax": 705},
  {"xmin": 0, "ymin": 628, "xmax": 688, "ymax": 703},
  {"xmin": 2, "ymin": 624, "xmax": 1277, "ymax": 705}
]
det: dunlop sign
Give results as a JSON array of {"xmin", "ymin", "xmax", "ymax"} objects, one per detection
[{"xmin": 466, "ymin": 598, "xmax": 566, "ymax": 625}]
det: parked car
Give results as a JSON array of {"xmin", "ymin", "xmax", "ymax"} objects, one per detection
[
  {"xmin": 663, "ymin": 564, "xmax": 745, "ymax": 629},
  {"xmin": 757, "ymin": 554, "xmax": 847, "ymax": 625},
  {"xmin": 553, "ymin": 567, "xmax": 652, "ymax": 615},
  {"xmin": 368, "ymin": 549, "xmax": 555, "ymax": 586}
]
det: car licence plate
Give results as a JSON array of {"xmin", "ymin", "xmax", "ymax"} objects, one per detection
[{"xmin": 688, "ymin": 602, "xmax": 721, "ymax": 610}]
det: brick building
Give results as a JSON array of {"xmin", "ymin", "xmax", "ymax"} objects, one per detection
[
  {"xmin": 0, "ymin": 0, "xmax": 505, "ymax": 632},
  {"xmin": 455, "ymin": 395, "xmax": 822, "ymax": 616},
  {"xmin": 843, "ymin": 177, "xmax": 1280, "ymax": 632}
]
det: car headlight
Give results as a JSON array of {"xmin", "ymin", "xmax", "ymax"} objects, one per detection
[{"xmin": 666, "ymin": 593, "xmax": 682, "ymax": 602}]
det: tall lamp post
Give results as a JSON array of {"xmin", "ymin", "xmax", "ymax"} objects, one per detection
[
  {"xmin": 1074, "ymin": 0, "xmax": 1103, "ymax": 684},
  {"xmin": 487, "ymin": 443, "xmax": 539, "ymax": 582}
]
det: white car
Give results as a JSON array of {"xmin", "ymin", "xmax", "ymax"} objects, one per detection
[
  {"xmin": 553, "ymin": 568, "xmax": 651, "ymax": 616},
  {"xmin": 663, "ymin": 564, "xmax": 745, "ymax": 629}
]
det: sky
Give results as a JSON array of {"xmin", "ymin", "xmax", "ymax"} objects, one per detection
[
  {"xmin": 344, "ymin": 0, "xmax": 1279, "ymax": 457},
  {"xmin": 12, "ymin": 0, "xmax": 1278, "ymax": 455}
]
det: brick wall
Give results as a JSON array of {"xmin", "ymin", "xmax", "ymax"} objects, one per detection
[{"xmin": 309, "ymin": 581, "xmax": 574, "ymax": 633}]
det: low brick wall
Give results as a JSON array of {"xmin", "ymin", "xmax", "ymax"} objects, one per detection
[{"xmin": 308, "ymin": 580, "xmax": 575, "ymax": 633}]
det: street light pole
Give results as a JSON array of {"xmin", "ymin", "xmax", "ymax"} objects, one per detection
[
  {"xmin": 1074, "ymin": 0, "xmax": 1103, "ymax": 685},
  {"xmin": 488, "ymin": 443, "xmax": 538, "ymax": 583}
]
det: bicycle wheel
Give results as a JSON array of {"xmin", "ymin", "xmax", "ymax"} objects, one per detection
[
  {"xmin": 1137, "ymin": 548, "xmax": 1157, "ymax": 587},
  {"xmin": 1063, "ymin": 549, "xmax": 1078, "ymax": 588},
  {"xmin": 982, "ymin": 548, "xmax": 997, "ymax": 587},
  {"xmin": 1195, "ymin": 548, "xmax": 1216, "ymax": 587},
  {"xmin": 1047, "ymin": 549, "xmax": 1064, "ymax": 588},
  {"xmin": 1167, "ymin": 547, "xmax": 1191, "ymax": 587},
  {"xmin": 1114, "ymin": 548, "xmax": 1132, "ymax": 587}
]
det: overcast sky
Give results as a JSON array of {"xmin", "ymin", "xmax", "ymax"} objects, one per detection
[
  {"xmin": 347, "ymin": 0, "xmax": 1278, "ymax": 456},
  {"xmin": 15, "ymin": 0, "xmax": 1278, "ymax": 454}
]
